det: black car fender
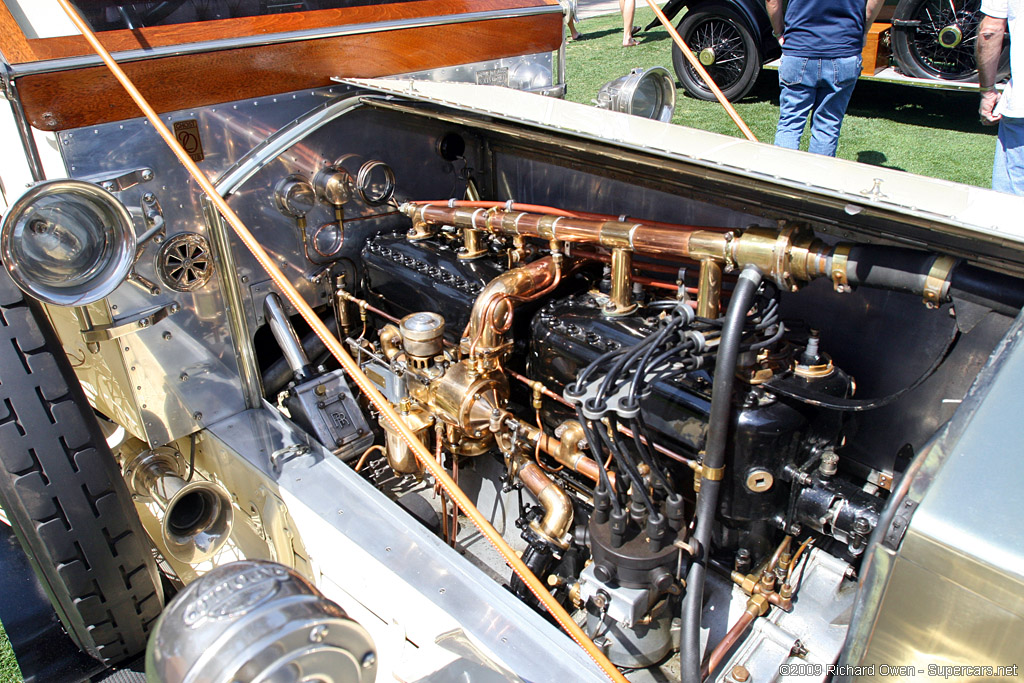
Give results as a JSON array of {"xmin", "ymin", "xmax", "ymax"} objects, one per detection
[{"xmin": 644, "ymin": 0, "xmax": 782, "ymax": 63}]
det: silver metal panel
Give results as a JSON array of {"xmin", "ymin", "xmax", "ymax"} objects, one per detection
[
  {"xmin": 205, "ymin": 404, "xmax": 608, "ymax": 683},
  {"xmin": 58, "ymin": 88, "xmax": 344, "ymax": 444},
  {"xmin": 842, "ymin": 313, "xmax": 1024, "ymax": 672},
  {"xmin": 214, "ymin": 103, "xmax": 480, "ymax": 348},
  {"xmin": 343, "ymin": 79, "xmax": 1024, "ymax": 256}
]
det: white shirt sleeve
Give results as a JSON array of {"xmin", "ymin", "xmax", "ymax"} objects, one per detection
[{"xmin": 982, "ymin": 0, "xmax": 1009, "ymax": 19}]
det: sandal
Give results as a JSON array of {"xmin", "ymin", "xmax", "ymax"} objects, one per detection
[
  {"xmin": 631, "ymin": 25, "xmax": 641, "ymax": 37},
  {"xmin": 623, "ymin": 37, "xmax": 639, "ymax": 47}
]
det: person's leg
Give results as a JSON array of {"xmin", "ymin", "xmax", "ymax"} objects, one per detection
[
  {"xmin": 992, "ymin": 117, "xmax": 1024, "ymax": 195},
  {"xmin": 621, "ymin": 0, "xmax": 636, "ymax": 45},
  {"xmin": 775, "ymin": 56, "xmax": 817, "ymax": 150},
  {"xmin": 807, "ymin": 55, "xmax": 861, "ymax": 156}
]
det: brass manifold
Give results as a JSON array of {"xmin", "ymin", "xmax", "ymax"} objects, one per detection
[{"xmin": 401, "ymin": 203, "xmax": 844, "ymax": 316}]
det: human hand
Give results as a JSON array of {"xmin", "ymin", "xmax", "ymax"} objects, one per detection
[{"xmin": 980, "ymin": 90, "xmax": 1002, "ymax": 126}]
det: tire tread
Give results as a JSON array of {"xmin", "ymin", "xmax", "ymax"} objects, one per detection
[{"xmin": 0, "ymin": 271, "xmax": 162, "ymax": 665}]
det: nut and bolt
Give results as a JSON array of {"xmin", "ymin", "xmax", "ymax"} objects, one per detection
[
  {"xmin": 818, "ymin": 450, "xmax": 839, "ymax": 477},
  {"xmin": 143, "ymin": 192, "xmax": 155, "ymax": 203},
  {"xmin": 854, "ymin": 517, "xmax": 872, "ymax": 535},
  {"xmin": 141, "ymin": 169, "xmax": 154, "ymax": 181},
  {"xmin": 730, "ymin": 665, "xmax": 750, "ymax": 682},
  {"xmin": 308, "ymin": 625, "xmax": 329, "ymax": 643}
]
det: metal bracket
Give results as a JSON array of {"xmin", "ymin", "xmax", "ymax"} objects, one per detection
[
  {"xmin": 80, "ymin": 167, "xmax": 155, "ymax": 193},
  {"xmin": 882, "ymin": 498, "xmax": 918, "ymax": 551},
  {"xmin": 80, "ymin": 302, "xmax": 180, "ymax": 343}
]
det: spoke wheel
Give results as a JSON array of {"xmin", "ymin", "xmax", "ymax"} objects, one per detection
[
  {"xmin": 891, "ymin": 0, "xmax": 1008, "ymax": 81},
  {"xmin": 672, "ymin": 7, "xmax": 761, "ymax": 102}
]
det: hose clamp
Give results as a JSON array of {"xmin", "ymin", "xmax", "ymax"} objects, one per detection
[
  {"xmin": 831, "ymin": 244, "xmax": 852, "ymax": 293},
  {"xmin": 923, "ymin": 255, "xmax": 957, "ymax": 308},
  {"xmin": 701, "ymin": 465, "xmax": 726, "ymax": 481}
]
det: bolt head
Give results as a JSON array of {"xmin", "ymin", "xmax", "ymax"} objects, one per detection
[{"xmin": 361, "ymin": 652, "xmax": 376, "ymax": 668}]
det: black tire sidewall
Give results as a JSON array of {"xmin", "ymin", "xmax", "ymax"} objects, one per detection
[
  {"xmin": 891, "ymin": 0, "xmax": 1002, "ymax": 81},
  {"xmin": 673, "ymin": 6, "xmax": 762, "ymax": 102},
  {"xmin": 0, "ymin": 270, "xmax": 163, "ymax": 666}
]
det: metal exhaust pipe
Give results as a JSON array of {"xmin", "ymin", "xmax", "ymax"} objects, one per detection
[{"xmin": 123, "ymin": 446, "xmax": 233, "ymax": 564}]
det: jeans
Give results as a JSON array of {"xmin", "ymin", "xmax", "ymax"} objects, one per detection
[
  {"xmin": 993, "ymin": 117, "xmax": 1024, "ymax": 195},
  {"xmin": 774, "ymin": 55, "xmax": 862, "ymax": 157}
]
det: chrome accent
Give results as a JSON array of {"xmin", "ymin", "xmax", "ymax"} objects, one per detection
[
  {"xmin": 8, "ymin": 6, "xmax": 563, "ymax": 78},
  {"xmin": 80, "ymin": 302, "xmax": 180, "ymax": 343},
  {"xmin": 122, "ymin": 445, "xmax": 233, "ymax": 564},
  {"xmin": 1, "ymin": 64, "xmax": 45, "ymax": 181},
  {"xmin": 355, "ymin": 159, "xmax": 395, "ymax": 206},
  {"xmin": 0, "ymin": 179, "xmax": 137, "ymax": 306},
  {"xmin": 79, "ymin": 166, "xmax": 154, "ymax": 193},
  {"xmin": 147, "ymin": 560, "xmax": 377, "ymax": 683},
  {"xmin": 158, "ymin": 233, "xmax": 213, "ymax": 292},
  {"xmin": 203, "ymin": 196, "xmax": 263, "ymax": 410},
  {"xmin": 215, "ymin": 95, "xmax": 365, "ymax": 197},
  {"xmin": 263, "ymin": 292, "xmax": 310, "ymax": 378}
]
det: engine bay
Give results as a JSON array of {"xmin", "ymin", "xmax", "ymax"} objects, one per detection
[
  {"xmin": 167, "ymin": 88, "xmax": 1021, "ymax": 679},
  {"xmin": 35, "ymin": 84, "xmax": 1024, "ymax": 680}
]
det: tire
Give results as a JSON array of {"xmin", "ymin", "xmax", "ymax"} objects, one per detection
[
  {"xmin": 673, "ymin": 7, "xmax": 762, "ymax": 102},
  {"xmin": 0, "ymin": 269, "xmax": 163, "ymax": 666},
  {"xmin": 891, "ymin": 0, "xmax": 1009, "ymax": 81}
]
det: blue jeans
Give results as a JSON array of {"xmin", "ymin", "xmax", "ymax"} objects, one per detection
[
  {"xmin": 993, "ymin": 117, "xmax": 1024, "ymax": 195},
  {"xmin": 774, "ymin": 55, "xmax": 862, "ymax": 157}
]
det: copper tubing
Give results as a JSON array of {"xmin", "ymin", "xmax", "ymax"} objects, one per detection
[
  {"xmin": 339, "ymin": 290, "xmax": 400, "ymax": 325},
  {"xmin": 56, "ymin": 5, "xmax": 628, "ymax": 680},
  {"xmin": 616, "ymin": 423, "xmax": 697, "ymax": 468},
  {"xmin": 404, "ymin": 203, "xmax": 717, "ymax": 260},
  {"xmin": 354, "ymin": 445, "xmax": 384, "ymax": 473},
  {"xmin": 508, "ymin": 370, "xmax": 575, "ymax": 409},
  {"xmin": 410, "ymin": 200, "xmax": 735, "ymax": 233},
  {"xmin": 517, "ymin": 459, "xmax": 574, "ymax": 548},
  {"xmin": 701, "ymin": 610, "xmax": 756, "ymax": 680},
  {"xmin": 767, "ymin": 535, "xmax": 793, "ymax": 573},
  {"xmin": 466, "ymin": 256, "xmax": 558, "ymax": 359},
  {"xmin": 514, "ymin": 417, "xmax": 616, "ymax": 490},
  {"xmin": 787, "ymin": 537, "xmax": 814, "ymax": 584},
  {"xmin": 642, "ymin": 0, "xmax": 757, "ymax": 142}
]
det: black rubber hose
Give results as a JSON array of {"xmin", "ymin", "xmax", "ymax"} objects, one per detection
[
  {"xmin": 680, "ymin": 265, "xmax": 762, "ymax": 683},
  {"xmin": 949, "ymin": 264, "xmax": 1024, "ymax": 315},
  {"xmin": 845, "ymin": 246, "xmax": 1024, "ymax": 314},
  {"xmin": 845, "ymin": 245, "xmax": 936, "ymax": 294}
]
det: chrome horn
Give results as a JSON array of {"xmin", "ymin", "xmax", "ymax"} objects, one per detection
[
  {"xmin": 123, "ymin": 446, "xmax": 233, "ymax": 564},
  {"xmin": 0, "ymin": 179, "xmax": 136, "ymax": 306}
]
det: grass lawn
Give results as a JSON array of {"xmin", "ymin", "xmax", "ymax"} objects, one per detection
[
  {"xmin": 0, "ymin": 621, "xmax": 22, "ymax": 683},
  {"xmin": 566, "ymin": 7, "xmax": 997, "ymax": 188}
]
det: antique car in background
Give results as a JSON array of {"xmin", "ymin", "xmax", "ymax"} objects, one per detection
[
  {"xmin": 660, "ymin": 0, "xmax": 1009, "ymax": 101},
  {"xmin": 1, "ymin": 1, "xmax": 1023, "ymax": 682}
]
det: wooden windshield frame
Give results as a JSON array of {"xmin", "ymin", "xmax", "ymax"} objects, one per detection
[
  {"xmin": 1, "ymin": 0, "xmax": 562, "ymax": 131},
  {"xmin": 0, "ymin": 0, "xmax": 557, "ymax": 63}
]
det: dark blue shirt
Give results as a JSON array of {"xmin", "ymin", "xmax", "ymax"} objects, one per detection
[{"xmin": 782, "ymin": 0, "xmax": 866, "ymax": 58}]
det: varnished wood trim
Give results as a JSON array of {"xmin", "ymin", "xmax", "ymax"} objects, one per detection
[
  {"xmin": 3, "ymin": 0, "xmax": 558, "ymax": 64},
  {"xmin": 0, "ymin": 3, "xmax": 36, "ymax": 62},
  {"xmin": 17, "ymin": 14, "xmax": 562, "ymax": 131}
]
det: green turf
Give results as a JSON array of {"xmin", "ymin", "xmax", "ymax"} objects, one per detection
[
  {"xmin": 0, "ymin": 620, "xmax": 23, "ymax": 683},
  {"xmin": 566, "ymin": 7, "xmax": 996, "ymax": 188}
]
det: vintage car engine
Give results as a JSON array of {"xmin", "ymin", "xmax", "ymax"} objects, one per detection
[
  {"xmin": 6, "ymin": 74, "xmax": 1024, "ymax": 681},
  {"xmin": 241, "ymin": 151, "xmax": 1024, "ymax": 676}
]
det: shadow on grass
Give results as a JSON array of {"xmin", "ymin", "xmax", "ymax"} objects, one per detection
[
  {"xmin": 847, "ymin": 80, "xmax": 995, "ymax": 135},
  {"xmin": 857, "ymin": 150, "xmax": 906, "ymax": 172}
]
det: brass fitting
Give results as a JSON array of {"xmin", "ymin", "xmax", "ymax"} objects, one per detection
[
  {"xmin": 745, "ymin": 593, "xmax": 770, "ymax": 618},
  {"xmin": 606, "ymin": 247, "xmax": 638, "ymax": 316}
]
